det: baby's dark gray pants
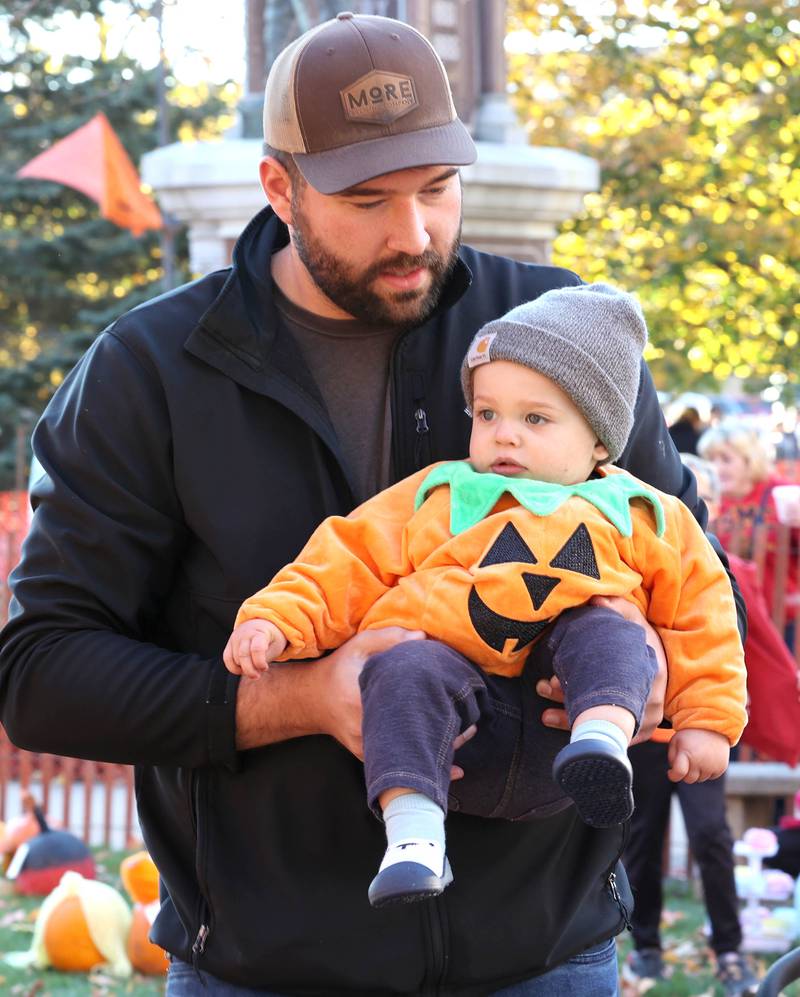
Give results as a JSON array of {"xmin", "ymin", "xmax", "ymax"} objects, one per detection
[{"xmin": 359, "ymin": 604, "xmax": 658, "ymax": 818}]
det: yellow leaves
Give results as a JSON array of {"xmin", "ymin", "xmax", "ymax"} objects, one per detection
[
  {"xmin": 509, "ymin": 0, "xmax": 799, "ymax": 390},
  {"xmin": 712, "ymin": 203, "xmax": 731, "ymax": 224},
  {"xmin": 18, "ymin": 328, "xmax": 39, "ymax": 363},
  {"xmin": 689, "ymin": 55, "xmax": 719, "ymax": 80},
  {"xmin": 682, "ymin": 306, "xmax": 710, "ymax": 326},
  {"xmin": 689, "ymin": 266, "xmax": 730, "ymax": 289},
  {"xmin": 759, "ymin": 255, "xmax": 795, "ymax": 289},
  {"xmin": 593, "ymin": 94, "xmax": 659, "ymax": 136},
  {"xmin": 652, "ymin": 92, "xmax": 677, "ymax": 120},
  {"xmin": 661, "ymin": 161, "xmax": 687, "ymax": 183}
]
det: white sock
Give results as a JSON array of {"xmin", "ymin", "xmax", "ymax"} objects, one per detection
[
  {"xmin": 380, "ymin": 793, "xmax": 446, "ymax": 874},
  {"xmin": 570, "ymin": 717, "xmax": 629, "ymax": 753}
]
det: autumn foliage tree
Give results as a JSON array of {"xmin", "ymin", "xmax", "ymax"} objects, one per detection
[
  {"xmin": 507, "ymin": 0, "xmax": 800, "ymax": 397},
  {"xmin": 0, "ymin": 0, "xmax": 236, "ymax": 487}
]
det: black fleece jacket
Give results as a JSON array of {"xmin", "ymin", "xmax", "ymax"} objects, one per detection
[{"xmin": 0, "ymin": 206, "xmax": 742, "ymax": 995}]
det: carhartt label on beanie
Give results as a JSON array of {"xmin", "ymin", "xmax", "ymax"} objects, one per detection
[
  {"xmin": 460, "ymin": 283, "xmax": 648, "ymax": 464},
  {"xmin": 466, "ymin": 332, "xmax": 497, "ymax": 369}
]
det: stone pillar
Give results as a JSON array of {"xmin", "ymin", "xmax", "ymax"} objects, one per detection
[{"xmin": 472, "ymin": 2, "xmax": 526, "ymax": 144}]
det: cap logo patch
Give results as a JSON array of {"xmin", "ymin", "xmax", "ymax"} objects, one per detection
[
  {"xmin": 341, "ymin": 71, "xmax": 418, "ymax": 124},
  {"xmin": 467, "ymin": 333, "xmax": 496, "ymax": 368}
]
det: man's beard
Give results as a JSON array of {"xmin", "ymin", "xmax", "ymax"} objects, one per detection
[{"xmin": 291, "ymin": 198, "xmax": 460, "ymax": 330}]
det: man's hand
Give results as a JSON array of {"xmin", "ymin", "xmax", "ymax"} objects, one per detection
[
  {"xmin": 313, "ymin": 628, "xmax": 427, "ymax": 759},
  {"xmin": 536, "ymin": 596, "xmax": 667, "ymax": 744},
  {"xmin": 311, "ymin": 630, "xmax": 476, "ymax": 779},
  {"xmin": 234, "ymin": 628, "xmax": 474, "ymax": 778},
  {"xmin": 236, "ymin": 627, "xmax": 426, "ymax": 751}
]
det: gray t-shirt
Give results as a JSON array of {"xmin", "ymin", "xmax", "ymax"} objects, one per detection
[{"xmin": 273, "ymin": 286, "xmax": 402, "ymax": 505}]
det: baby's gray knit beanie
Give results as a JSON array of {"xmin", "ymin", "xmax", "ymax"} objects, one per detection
[{"xmin": 460, "ymin": 282, "xmax": 648, "ymax": 463}]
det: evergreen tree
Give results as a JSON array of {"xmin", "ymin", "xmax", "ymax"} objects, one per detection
[{"xmin": 0, "ymin": 0, "xmax": 235, "ymax": 487}]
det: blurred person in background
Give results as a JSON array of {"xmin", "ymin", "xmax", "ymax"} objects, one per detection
[
  {"xmin": 772, "ymin": 410, "xmax": 800, "ymax": 463},
  {"xmin": 624, "ymin": 455, "xmax": 759, "ymax": 997},
  {"xmin": 698, "ymin": 419, "xmax": 800, "ymax": 650},
  {"xmin": 667, "ymin": 394, "xmax": 710, "ymax": 455}
]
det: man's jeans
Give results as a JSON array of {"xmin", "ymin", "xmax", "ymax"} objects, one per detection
[{"xmin": 166, "ymin": 937, "xmax": 619, "ymax": 996}]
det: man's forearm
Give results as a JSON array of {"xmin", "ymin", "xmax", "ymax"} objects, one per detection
[
  {"xmin": 235, "ymin": 660, "xmax": 328, "ymax": 750},
  {"xmin": 234, "ymin": 628, "xmax": 425, "ymax": 755}
]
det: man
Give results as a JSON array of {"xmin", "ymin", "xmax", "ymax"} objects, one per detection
[{"xmin": 0, "ymin": 12, "xmax": 741, "ymax": 997}]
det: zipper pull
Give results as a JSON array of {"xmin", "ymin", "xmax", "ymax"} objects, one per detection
[
  {"xmin": 192, "ymin": 923, "xmax": 209, "ymax": 956},
  {"xmin": 413, "ymin": 407, "xmax": 430, "ymax": 469},
  {"xmin": 608, "ymin": 872, "xmax": 632, "ymax": 931}
]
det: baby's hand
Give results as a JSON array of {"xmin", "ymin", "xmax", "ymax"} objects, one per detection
[
  {"xmin": 223, "ymin": 620, "xmax": 287, "ymax": 679},
  {"xmin": 667, "ymin": 728, "xmax": 729, "ymax": 784}
]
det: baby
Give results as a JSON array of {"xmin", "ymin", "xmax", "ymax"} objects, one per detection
[{"xmin": 224, "ymin": 283, "xmax": 747, "ymax": 907}]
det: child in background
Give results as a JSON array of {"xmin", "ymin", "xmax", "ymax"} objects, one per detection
[{"xmin": 225, "ymin": 284, "xmax": 747, "ymax": 907}]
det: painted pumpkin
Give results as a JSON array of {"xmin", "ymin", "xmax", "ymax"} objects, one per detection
[
  {"xmin": 127, "ymin": 900, "xmax": 169, "ymax": 975},
  {"xmin": 119, "ymin": 849, "xmax": 159, "ymax": 904},
  {"xmin": 13, "ymin": 827, "xmax": 95, "ymax": 896},
  {"xmin": 0, "ymin": 792, "xmax": 57, "ymax": 862}
]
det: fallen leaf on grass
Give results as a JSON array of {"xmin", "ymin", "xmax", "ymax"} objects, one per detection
[
  {"xmin": 667, "ymin": 939, "xmax": 708, "ymax": 960},
  {"xmin": 89, "ymin": 970, "xmax": 117, "ymax": 983},
  {"xmin": 619, "ymin": 973, "xmax": 658, "ymax": 995}
]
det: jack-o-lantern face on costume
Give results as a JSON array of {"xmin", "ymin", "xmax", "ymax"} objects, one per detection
[{"xmin": 468, "ymin": 521, "xmax": 600, "ymax": 652}]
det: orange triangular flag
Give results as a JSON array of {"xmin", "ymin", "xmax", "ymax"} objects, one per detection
[{"xmin": 16, "ymin": 112, "xmax": 163, "ymax": 236}]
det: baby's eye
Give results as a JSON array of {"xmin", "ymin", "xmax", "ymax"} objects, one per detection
[
  {"xmin": 526, "ymin": 413, "xmax": 547, "ymax": 425},
  {"xmin": 477, "ymin": 409, "xmax": 495, "ymax": 422}
]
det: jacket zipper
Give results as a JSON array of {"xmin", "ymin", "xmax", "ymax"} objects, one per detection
[
  {"xmin": 388, "ymin": 329, "xmax": 430, "ymax": 479},
  {"xmin": 190, "ymin": 768, "xmax": 213, "ymax": 973},
  {"xmin": 414, "ymin": 406, "xmax": 430, "ymax": 468},
  {"xmin": 607, "ymin": 871, "xmax": 632, "ymax": 932},
  {"xmin": 421, "ymin": 901, "xmax": 448, "ymax": 995},
  {"xmin": 605, "ymin": 820, "xmax": 632, "ymax": 931}
]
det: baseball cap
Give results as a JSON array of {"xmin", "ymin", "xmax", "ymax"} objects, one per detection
[{"xmin": 263, "ymin": 11, "xmax": 477, "ymax": 194}]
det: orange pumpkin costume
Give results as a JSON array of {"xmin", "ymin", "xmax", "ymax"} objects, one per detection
[{"xmin": 237, "ymin": 461, "xmax": 747, "ymax": 745}]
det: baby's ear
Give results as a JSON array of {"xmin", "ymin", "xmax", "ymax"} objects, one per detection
[{"xmin": 593, "ymin": 441, "xmax": 610, "ymax": 462}]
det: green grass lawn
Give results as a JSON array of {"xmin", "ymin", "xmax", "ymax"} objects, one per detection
[{"xmin": 0, "ymin": 858, "xmax": 798, "ymax": 995}]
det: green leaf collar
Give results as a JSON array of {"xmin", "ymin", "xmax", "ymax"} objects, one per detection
[{"xmin": 414, "ymin": 461, "xmax": 665, "ymax": 537}]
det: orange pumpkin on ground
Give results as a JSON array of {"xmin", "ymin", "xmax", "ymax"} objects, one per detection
[
  {"xmin": 42, "ymin": 893, "xmax": 105, "ymax": 971},
  {"xmin": 119, "ymin": 850, "xmax": 159, "ymax": 904},
  {"xmin": 4, "ymin": 870, "xmax": 133, "ymax": 977},
  {"xmin": 127, "ymin": 900, "xmax": 169, "ymax": 975}
]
